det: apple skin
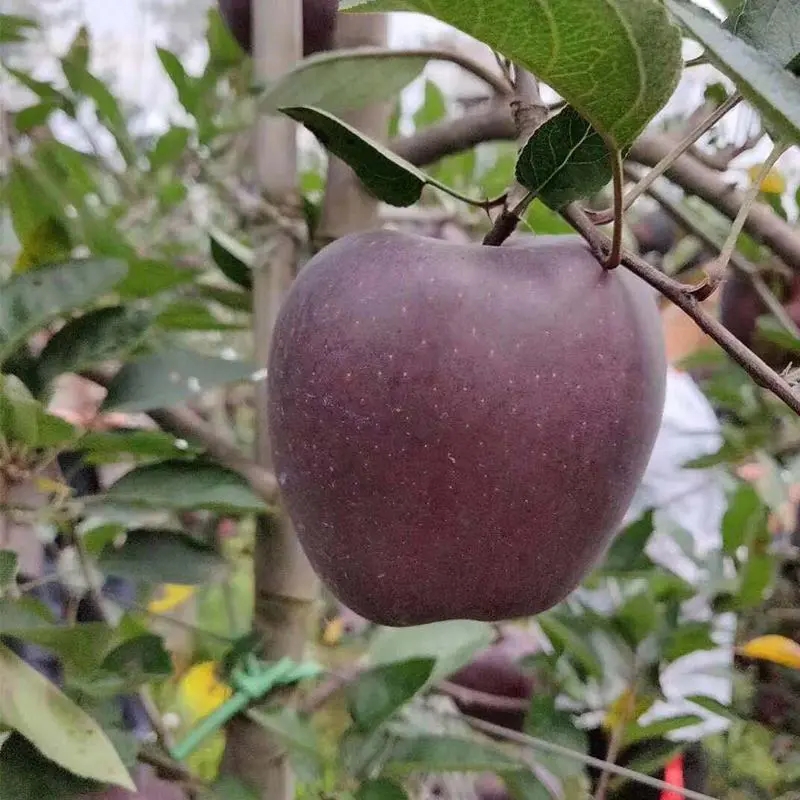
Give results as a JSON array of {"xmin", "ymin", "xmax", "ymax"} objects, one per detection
[
  {"xmin": 267, "ymin": 231, "xmax": 667, "ymax": 627},
  {"xmin": 218, "ymin": 0, "xmax": 338, "ymax": 57},
  {"xmin": 719, "ymin": 269, "xmax": 800, "ymax": 369}
]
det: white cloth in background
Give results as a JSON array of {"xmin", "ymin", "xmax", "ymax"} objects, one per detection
[{"xmin": 576, "ymin": 366, "xmax": 736, "ymax": 741}]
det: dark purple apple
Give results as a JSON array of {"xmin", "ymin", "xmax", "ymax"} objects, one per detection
[
  {"xmin": 267, "ymin": 231, "xmax": 667, "ymax": 626},
  {"xmin": 218, "ymin": 0, "xmax": 338, "ymax": 57}
]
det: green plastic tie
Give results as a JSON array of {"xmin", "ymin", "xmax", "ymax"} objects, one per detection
[{"xmin": 169, "ymin": 656, "xmax": 323, "ymax": 761}]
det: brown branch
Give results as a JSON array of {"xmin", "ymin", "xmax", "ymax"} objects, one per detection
[
  {"xmin": 437, "ymin": 680, "xmax": 529, "ymax": 714},
  {"xmin": 562, "ymin": 204, "xmax": 800, "ymax": 416}
]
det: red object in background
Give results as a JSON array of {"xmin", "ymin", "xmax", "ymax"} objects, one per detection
[{"xmin": 660, "ymin": 754, "xmax": 685, "ymax": 800}]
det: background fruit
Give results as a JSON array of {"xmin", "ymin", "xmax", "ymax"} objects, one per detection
[
  {"xmin": 267, "ymin": 231, "xmax": 667, "ymax": 626},
  {"xmin": 218, "ymin": 0, "xmax": 339, "ymax": 57}
]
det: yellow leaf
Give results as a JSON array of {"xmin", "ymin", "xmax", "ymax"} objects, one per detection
[
  {"xmin": 748, "ymin": 165, "xmax": 786, "ymax": 195},
  {"xmin": 13, "ymin": 217, "xmax": 72, "ymax": 273},
  {"xmin": 147, "ymin": 584, "xmax": 196, "ymax": 614},
  {"xmin": 737, "ymin": 635, "xmax": 800, "ymax": 670},
  {"xmin": 603, "ymin": 688, "xmax": 642, "ymax": 732},
  {"xmin": 321, "ymin": 616, "xmax": 345, "ymax": 646},
  {"xmin": 178, "ymin": 661, "xmax": 233, "ymax": 719}
]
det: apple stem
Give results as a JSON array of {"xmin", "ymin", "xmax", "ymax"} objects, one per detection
[
  {"xmin": 482, "ymin": 190, "xmax": 535, "ymax": 246},
  {"xmin": 603, "ymin": 145, "xmax": 625, "ymax": 269},
  {"xmin": 586, "ymin": 92, "xmax": 743, "ymax": 227}
]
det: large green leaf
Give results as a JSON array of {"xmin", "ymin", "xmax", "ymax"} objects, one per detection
[
  {"xmin": 0, "ymin": 259, "xmax": 128, "ymax": 365},
  {"xmin": 369, "ymin": 620, "xmax": 495, "ymax": 682},
  {"xmin": 623, "ymin": 715, "xmax": 705, "ymax": 746},
  {"xmin": 100, "ymin": 346, "xmax": 256, "ymax": 413},
  {"xmin": 0, "ymin": 14, "xmax": 37, "ymax": 44},
  {"xmin": 0, "ymin": 733, "xmax": 100, "ymax": 800},
  {"xmin": 97, "ymin": 528, "xmax": 228, "ymax": 585},
  {"xmin": 102, "ymin": 461, "xmax": 268, "ymax": 513},
  {"xmin": 725, "ymin": 0, "xmax": 800, "ymax": 69},
  {"xmin": 516, "ymin": 105, "xmax": 613, "ymax": 209},
  {"xmin": 346, "ymin": 659, "xmax": 435, "ymax": 731},
  {"xmin": 342, "ymin": 0, "xmax": 683, "ymax": 147},
  {"xmin": 0, "ymin": 643, "xmax": 135, "ymax": 790},
  {"xmin": 281, "ymin": 106, "xmax": 430, "ymax": 206},
  {"xmin": 383, "ymin": 735, "xmax": 523, "ymax": 775},
  {"xmin": 667, "ymin": 0, "xmax": 800, "ymax": 143},
  {"xmin": 721, "ymin": 483, "xmax": 768, "ymax": 556},
  {"xmin": 263, "ymin": 48, "xmax": 428, "ymax": 115},
  {"xmin": 37, "ymin": 306, "xmax": 153, "ymax": 384},
  {"xmin": 76, "ymin": 429, "xmax": 202, "ymax": 465}
]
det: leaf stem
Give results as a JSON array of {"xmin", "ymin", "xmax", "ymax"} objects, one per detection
[
  {"xmin": 709, "ymin": 138, "xmax": 790, "ymax": 283},
  {"xmin": 603, "ymin": 145, "xmax": 624, "ymax": 269},
  {"xmin": 588, "ymin": 92, "xmax": 742, "ymax": 225}
]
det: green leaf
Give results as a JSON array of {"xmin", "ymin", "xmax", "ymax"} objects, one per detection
[
  {"xmin": 281, "ymin": 106, "xmax": 429, "ymax": 206},
  {"xmin": 0, "ymin": 374, "xmax": 40, "ymax": 447},
  {"xmin": 116, "ymin": 258, "xmax": 196, "ymax": 299},
  {"xmin": 76, "ymin": 429, "xmax": 201, "ymax": 465},
  {"xmin": 369, "ymin": 620, "xmax": 494, "ymax": 682},
  {"xmin": 623, "ymin": 714, "xmax": 704, "ymax": 746},
  {"xmin": 157, "ymin": 48, "xmax": 199, "ymax": 115},
  {"xmin": 346, "ymin": 658, "xmax": 435, "ymax": 731},
  {"xmin": 149, "ymin": 126, "xmax": 191, "ymax": 170},
  {"xmin": 725, "ymin": 0, "xmax": 800, "ymax": 69},
  {"xmin": 667, "ymin": 0, "xmax": 800, "ymax": 143},
  {"xmin": 524, "ymin": 695, "xmax": 587, "ymax": 782},
  {"xmin": 262, "ymin": 48, "xmax": 428, "ymax": 116},
  {"xmin": 537, "ymin": 612, "xmax": 603, "ymax": 678},
  {"xmin": 516, "ymin": 106, "xmax": 613, "ymax": 209},
  {"xmin": 0, "ymin": 14, "xmax": 37, "ymax": 44},
  {"xmin": 737, "ymin": 552, "xmax": 775, "ymax": 608},
  {"xmin": 614, "ymin": 589, "xmax": 659, "ymax": 647},
  {"xmin": 722, "ymin": 483, "xmax": 768, "ymax": 556},
  {"xmin": 503, "ymin": 772, "xmax": 553, "ymax": 800},
  {"xmin": 199, "ymin": 285, "xmax": 253, "ymax": 313},
  {"xmin": 37, "ymin": 306, "xmax": 153, "ymax": 384},
  {"xmin": 383, "ymin": 735, "xmax": 522, "ymax": 775},
  {"xmin": 97, "ymin": 528, "xmax": 227, "ymax": 585},
  {"xmin": 247, "ymin": 709, "xmax": 322, "ymax": 763},
  {"xmin": 602, "ymin": 510, "xmax": 656, "ymax": 573},
  {"xmin": 0, "ymin": 258, "xmax": 128, "ymax": 365},
  {"xmin": 413, "ymin": 79, "xmax": 448, "ymax": 129},
  {"xmin": 0, "ymin": 551, "xmax": 19, "ymax": 591},
  {"xmin": 102, "ymin": 461, "xmax": 267, "ymax": 513},
  {"xmin": 663, "ymin": 622, "xmax": 716, "ymax": 661},
  {"xmin": 342, "ymin": 0, "xmax": 683, "ymax": 148},
  {"xmin": 155, "ymin": 300, "xmax": 246, "ymax": 331},
  {"xmin": 5, "ymin": 68, "xmax": 73, "ymax": 114},
  {"xmin": 101, "ymin": 347, "xmax": 256, "ymax": 413},
  {"xmin": 684, "ymin": 695, "xmax": 739, "ymax": 721},
  {"xmin": 100, "ymin": 633, "xmax": 173, "ymax": 685},
  {"xmin": 14, "ymin": 101, "xmax": 60, "ymax": 133},
  {"xmin": 0, "ymin": 732, "xmax": 100, "ymax": 800},
  {"xmin": 0, "ymin": 643, "xmax": 135, "ymax": 790},
  {"xmin": 357, "ymin": 778, "xmax": 409, "ymax": 800},
  {"xmin": 210, "ymin": 230, "xmax": 254, "ymax": 289}
]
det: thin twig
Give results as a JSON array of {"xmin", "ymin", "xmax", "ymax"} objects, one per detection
[
  {"xmin": 603, "ymin": 145, "xmax": 625, "ymax": 269},
  {"xmin": 562, "ymin": 203, "xmax": 800, "ymax": 417},
  {"xmin": 407, "ymin": 47, "xmax": 513, "ymax": 95}
]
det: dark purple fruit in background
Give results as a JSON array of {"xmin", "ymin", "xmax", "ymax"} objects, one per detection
[
  {"xmin": 267, "ymin": 231, "xmax": 667, "ymax": 627},
  {"xmin": 218, "ymin": 0, "xmax": 339, "ymax": 57}
]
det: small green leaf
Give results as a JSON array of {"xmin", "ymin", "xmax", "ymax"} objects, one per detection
[
  {"xmin": 199, "ymin": 285, "xmax": 253, "ymax": 313},
  {"xmin": 725, "ymin": 0, "xmax": 800, "ymax": 69},
  {"xmin": 516, "ymin": 106, "xmax": 613, "ymax": 209},
  {"xmin": 383, "ymin": 735, "xmax": 522, "ymax": 775},
  {"xmin": 722, "ymin": 483, "xmax": 768, "ymax": 556},
  {"xmin": 623, "ymin": 715, "xmax": 705, "ymax": 746},
  {"xmin": 413, "ymin": 80, "xmax": 448, "ymax": 129},
  {"xmin": 97, "ymin": 528, "xmax": 227, "ymax": 585},
  {"xmin": 0, "ymin": 732, "xmax": 100, "ymax": 800},
  {"xmin": 100, "ymin": 346, "xmax": 256, "ymax": 413},
  {"xmin": 0, "ymin": 258, "xmax": 128, "ymax": 365},
  {"xmin": 116, "ymin": 258, "xmax": 196, "ymax": 299},
  {"xmin": 737, "ymin": 552, "xmax": 775, "ymax": 608},
  {"xmin": 37, "ymin": 306, "xmax": 153, "ymax": 384},
  {"xmin": 357, "ymin": 778, "xmax": 409, "ymax": 800},
  {"xmin": 281, "ymin": 105, "xmax": 429, "ymax": 206},
  {"xmin": 346, "ymin": 658, "xmax": 435, "ymax": 731},
  {"xmin": 0, "ymin": 14, "xmax": 37, "ymax": 44},
  {"xmin": 100, "ymin": 633, "xmax": 173, "ymax": 684},
  {"xmin": 102, "ymin": 461, "xmax": 267, "ymax": 513},
  {"xmin": 663, "ymin": 622, "xmax": 716, "ymax": 661},
  {"xmin": 602, "ymin": 510, "xmax": 656, "ymax": 573},
  {"xmin": 157, "ymin": 48, "xmax": 199, "ymax": 115},
  {"xmin": 667, "ymin": 0, "xmax": 800, "ymax": 143},
  {"xmin": 524, "ymin": 695, "xmax": 587, "ymax": 782},
  {"xmin": 210, "ymin": 230, "xmax": 254, "ymax": 289},
  {"xmin": 247, "ymin": 709, "xmax": 322, "ymax": 763},
  {"xmin": 614, "ymin": 589, "xmax": 659, "ymax": 647},
  {"xmin": 684, "ymin": 695, "xmax": 739, "ymax": 721},
  {"xmin": 342, "ymin": 0, "xmax": 683, "ymax": 148},
  {"xmin": 0, "ymin": 643, "xmax": 135, "ymax": 790},
  {"xmin": 0, "ymin": 551, "xmax": 19, "ymax": 591},
  {"xmin": 262, "ymin": 48, "xmax": 428, "ymax": 116},
  {"xmin": 502, "ymin": 772, "xmax": 553, "ymax": 800},
  {"xmin": 155, "ymin": 300, "xmax": 246, "ymax": 332},
  {"xmin": 0, "ymin": 374, "xmax": 39, "ymax": 447},
  {"xmin": 369, "ymin": 620, "xmax": 494, "ymax": 682},
  {"xmin": 76, "ymin": 429, "xmax": 201, "ymax": 465},
  {"xmin": 149, "ymin": 126, "xmax": 191, "ymax": 170},
  {"xmin": 537, "ymin": 612, "xmax": 603, "ymax": 678}
]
